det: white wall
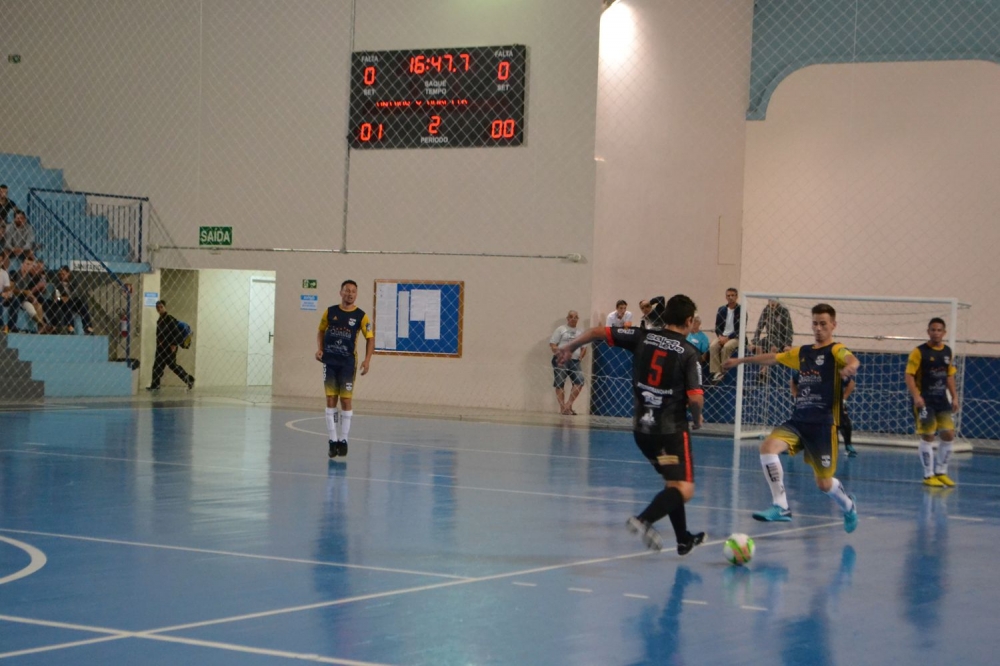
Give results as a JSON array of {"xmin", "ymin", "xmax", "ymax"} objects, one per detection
[
  {"xmin": 592, "ymin": 0, "xmax": 754, "ymax": 325},
  {"xmin": 742, "ymin": 60, "xmax": 1000, "ymax": 341},
  {"xmin": 0, "ymin": 0, "xmax": 600, "ymax": 411}
]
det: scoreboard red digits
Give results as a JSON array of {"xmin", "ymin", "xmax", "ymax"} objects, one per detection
[{"xmin": 349, "ymin": 44, "xmax": 527, "ymax": 149}]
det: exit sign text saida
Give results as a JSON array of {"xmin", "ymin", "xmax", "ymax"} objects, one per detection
[{"xmin": 199, "ymin": 226, "xmax": 233, "ymax": 246}]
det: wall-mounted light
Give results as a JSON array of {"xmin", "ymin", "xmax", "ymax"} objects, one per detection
[{"xmin": 599, "ymin": 0, "xmax": 635, "ymax": 67}]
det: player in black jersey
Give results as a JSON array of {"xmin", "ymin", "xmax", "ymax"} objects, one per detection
[
  {"xmin": 724, "ymin": 303, "xmax": 861, "ymax": 533},
  {"xmin": 316, "ymin": 280, "xmax": 374, "ymax": 459},
  {"xmin": 557, "ymin": 295, "xmax": 706, "ymax": 556},
  {"xmin": 905, "ymin": 318, "xmax": 959, "ymax": 487}
]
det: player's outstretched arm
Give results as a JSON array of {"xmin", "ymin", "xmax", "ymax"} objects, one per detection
[
  {"xmin": 556, "ymin": 326, "xmax": 605, "ymax": 364},
  {"xmin": 722, "ymin": 352, "xmax": 779, "ymax": 372}
]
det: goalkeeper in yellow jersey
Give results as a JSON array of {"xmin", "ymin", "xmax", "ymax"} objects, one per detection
[{"xmin": 905, "ymin": 318, "xmax": 959, "ymax": 487}]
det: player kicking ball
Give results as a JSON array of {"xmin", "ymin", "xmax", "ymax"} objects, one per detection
[
  {"xmin": 723, "ymin": 303, "xmax": 860, "ymax": 533},
  {"xmin": 558, "ymin": 295, "xmax": 706, "ymax": 556},
  {"xmin": 316, "ymin": 280, "xmax": 374, "ymax": 459}
]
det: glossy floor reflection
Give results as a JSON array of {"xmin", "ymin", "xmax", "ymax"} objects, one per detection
[{"xmin": 1, "ymin": 404, "xmax": 999, "ymax": 664}]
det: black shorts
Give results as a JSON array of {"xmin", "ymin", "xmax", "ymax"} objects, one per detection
[
  {"xmin": 634, "ymin": 430, "xmax": 694, "ymax": 483},
  {"xmin": 771, "ymin": 420, "xmax": 838, "ymax": 479}
]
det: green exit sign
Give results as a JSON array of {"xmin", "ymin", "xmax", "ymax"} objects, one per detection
[
  {"xmin": 199, "ymin": 226, "xmax": 232, "ymax": 246},
  {"xmin": 302, "ymin": 279, "xmax": 317, "ymax": 289}
]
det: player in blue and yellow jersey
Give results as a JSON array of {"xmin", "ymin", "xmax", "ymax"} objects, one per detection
[
  {"xmin": 557, "ymin": 295, "xmax": 707, "ymax": 556},
  {"xmin": 905, "ymin": 318, "xmax": 959, "ymax": 487},
  {"xmin": 315, "ymin": 279, "xmax": 374, "ymax": 459},
  {"xmin": 724, "ymin": 303, "xmax": 861, "ymax": 533}
]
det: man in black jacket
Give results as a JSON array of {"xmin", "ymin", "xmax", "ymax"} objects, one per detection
[
  {"xmin": 708, "ymin": 287, "xmax": 741, "ymax": 383},
  {"xmin": 147, "ymin": 300, "xmax": 194, "ymax": 390}
]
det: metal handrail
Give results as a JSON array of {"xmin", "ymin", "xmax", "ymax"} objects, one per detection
[{"xmin": 27, "ymin": 191, "xmax": 134, "ymax": 361}]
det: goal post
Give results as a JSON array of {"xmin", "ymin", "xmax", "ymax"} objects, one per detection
[{"xmin": 733, "ymin": 292, "xmax": 971, "ymax": 452}]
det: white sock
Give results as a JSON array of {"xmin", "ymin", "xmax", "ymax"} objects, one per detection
[
  {"xmin": 325, "ymin": 407, "xmax": 339, "ymax": 442},
  {"xmin": 935, "ymin": 440, "xmax": 953, "ymax": 476},
  {"xmin": 825, "ymin": 478, "xmax": 854, "ymax": 513},
  {"xmin": 340, "ymin": 410, "xmax": 353, "ymax": 442},
  {"xmin": 918, "ymin": 439, "xmax": 936, "ymax": 478},
  {"xmin": 760, "ymin": 453, "xmax": 788, "ymax": 510}
]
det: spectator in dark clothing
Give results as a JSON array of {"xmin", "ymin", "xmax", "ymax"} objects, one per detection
[
  {"xmin": 49, "ymin": 266, "xmax": 95, "ymax": 334},
  {"xmin": 147, "ymin": 300, "xmax": 194, "ymax": 390},
  {"xmin": 0, "ymin": 185, "xmax": 16, "ymax": 224},
  {"xmin": 3, "ymin": 209, "xmax": 36, "ymax": 261},
  {"xmin": 9, "ymin": 256, "xmax": 49, "ymax": 332}
]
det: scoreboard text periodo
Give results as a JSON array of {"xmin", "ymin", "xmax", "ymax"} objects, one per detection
[{"xmin": 348, "ymin": 45, "xmax": 527, "ymax": 149}]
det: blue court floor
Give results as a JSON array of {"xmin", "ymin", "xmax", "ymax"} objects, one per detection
[{"xmin": 1, "ymin": 403, "xmax": 999, "ymax": 665}]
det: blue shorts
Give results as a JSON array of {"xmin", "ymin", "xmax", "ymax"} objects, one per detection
[
  {"xmin": 552, "ymin": 357, "xmax": 585, "ymax": 387},
  {"xmin": 323, "ymin": 362, "xmax": 357, "ymax": 398},
  {"xmin": 770, "ymin": 420, "xmax": 839, "ymax": 479}
]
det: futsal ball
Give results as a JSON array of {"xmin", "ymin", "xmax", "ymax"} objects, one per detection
[{"xmin": 723, "ymin": 533, "xmax": 755, "ymax": 566}]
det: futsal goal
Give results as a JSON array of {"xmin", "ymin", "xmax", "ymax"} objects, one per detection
[{"xmin": 733, "ymin": 292, "xmax": 971, "ymax": 452}]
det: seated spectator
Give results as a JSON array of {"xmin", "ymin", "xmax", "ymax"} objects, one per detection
[
  {"xmin": 750, "ymin": 298, "xmax": 793, "ymax": 384},
  {"xmin": 708, "ymin": 287, "xmax": 741, "ymax": 383},
  {"xmin": 637, "ymin": 299, "xmax": 652, "ymax": 329},
  {"xmin": 9, "ymin": 256, "xmax": 49, "ymax": 332},
  {"xmin": 49, "ymin": 265, "xmax": 95, "ymax": 335},
  {"xmin": 0, "ymin": 185, "xmax": 16, "ymax": 240},
  {"xmin": 686, "ymin": 313, "xmax": 710, "ymax": 362},
  {"xmin": 3, "ymin": 209, "xmax": 36, "ymax": 262},
  {"xmin": 606, "ymin": 299, "xmax": 633, "ymax": 328},
  {"xmin": 0, "ymin": 256, "xmax": 14, "ymax": 332}
]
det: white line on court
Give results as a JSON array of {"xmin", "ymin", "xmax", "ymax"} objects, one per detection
[
  {"xmin": 741, "ymin": 605, "xmax": 769, "ymax": 612},
  {"xmin": 139, "ymin": 634, "xmax": 394, "ymax": 666},
  {"xmin": 0, "ymin": 614, "xmax": 125, "ymax": 635},
  {"xmin": 567, "ymin": 587, "xmax": 592, "ymax": 593},
  {"xmin": 623, "ymin": 593, "xmax": 649, "ymax": 599},
  {"xmin": 135, "ymin": 521, "xmax": 844, "ymax": 637},
  {"xmin": 0, "ymin": 635, "xmax": 130, "ymax": 660},
  {"xmin": 511, "ymin": 581, "xmax": 537, "ymax": 587},
  {"xmin": 681, "ymin": 599, "xmax": 708, "ymax": 606},
  {"xmin": 285, "ymin": 418, "xmax": 1000, "ymax": 490},
  {"xmin": 0, "ymin": 528, "xmax": 470, "ymax": 580},
  {"xmin": 0, "ymin": 536, "xmax": 47, "ymax": 585},
  {"xmin": 0, "ymin": 447, "xmax": 871, "ymax": 521}
]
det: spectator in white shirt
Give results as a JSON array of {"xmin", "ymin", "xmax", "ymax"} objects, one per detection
[
  {"xmin": 550, "ymin": 310, "xmax": 587, "ymax": 415},
  {"xmin": 606, "ymin": 300, "xmax": 633, "ymax": 328}
]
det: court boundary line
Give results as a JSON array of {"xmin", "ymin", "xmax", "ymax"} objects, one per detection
[
  {"xmin": 0, "ymin": 521, "xmax": 841, "ymax": 662},
  {"xmin": 0, "ymin": 447, "xmax": 865, "ymax": 520},
  {"xmin": 0, "ymin": 536, "xmax": 47, "ymax": 586},
  {"xmin": 0, "ymin": 529, "xmax": 471, "ymax": 581}
]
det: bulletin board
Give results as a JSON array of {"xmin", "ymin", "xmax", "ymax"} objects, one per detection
[{"xmin": 373, "ymin": 280, "xmax": 464, "ymax": 357}]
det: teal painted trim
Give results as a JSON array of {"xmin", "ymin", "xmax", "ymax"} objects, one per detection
[{"xmin": 749, "ymin": 0, "xmax": 1000, "ymax": 120}]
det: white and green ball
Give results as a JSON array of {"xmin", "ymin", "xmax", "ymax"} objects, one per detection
[{"xmin": 723, "ymin": 533, "xmax": 755, "ymax": 566}]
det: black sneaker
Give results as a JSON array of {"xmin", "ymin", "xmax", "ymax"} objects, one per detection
[
  {"xmin": 186, "ymin": 376, "xmax": 195, "ymax": 390},
  {"xmin": 336, "ymin": 440, "xmax": 348, "ymax": 457},
  {"xmin": 677, "ymin": 531, "xmax": 706, "ymax": 556},
  {"xmin": 328, "ymin": 440, "xmax": 338, "ymax": 459},
  {"xmin": 145, "ymin": 385, "xmax": 160, "ymax": 391}
]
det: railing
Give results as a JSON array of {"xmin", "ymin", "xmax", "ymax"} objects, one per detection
[
  {"xmin": 26, "ymin": 191, "xmax": 136, "ymax": 362},
  {"xmin": 28, "ymin": 187, "xmax": 147, "ymax": 264}
]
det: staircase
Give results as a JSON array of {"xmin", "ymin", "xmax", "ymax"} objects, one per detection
[
  {"xmin": 5, "ymin": 334, "xmax": 132, "ymax": 397},
  {"xmin": 0, "ymin": 335, "xmax": 45, "ymax": 400}
]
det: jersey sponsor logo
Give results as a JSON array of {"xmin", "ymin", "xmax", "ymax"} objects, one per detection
[
  {"xmin": 656, "ymin": 454, "xmax": 680, "ymax": 466},
  {"xmin": 345, "ymin": 381, "xmax": 353, "ymax": 392},
  {"xmin": 641, "ymin": 391, "xmax": 663, "ymax": 407},
  {"xmin": 365, "ymin": 321, "xmax": 373, "ymax": 334},
  {"xmin": 944, "ymin": 356, "xmax": 950, "ymax": 364},
  {"xmin": 640, "ymin": 410, "xmax": 656, "ymax": 426},
  {"xmin": 349, "ymin": 318, "xmax": 357, "ymax": 326},
  {"xmin": 644, "ymin": 333, "xmax": 686, "ymax": 354},
  {"xmin": 814, "ymin": 355, "xmax": 825, "ymax": 366}
]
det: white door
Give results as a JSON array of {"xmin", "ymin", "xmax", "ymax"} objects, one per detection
[{"xmin": 247, "ymin": 278, "xmax": 276, "ymax": 386}]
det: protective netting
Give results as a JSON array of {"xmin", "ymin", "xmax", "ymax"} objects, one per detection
[{"xmin": 0, "ymin": 0, "xmax": 998, "ymax": 445}]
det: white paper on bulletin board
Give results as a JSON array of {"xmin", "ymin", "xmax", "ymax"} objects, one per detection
[{"xmin": 375, "ymin": 282, "xmax": 397, "ymax": 350}]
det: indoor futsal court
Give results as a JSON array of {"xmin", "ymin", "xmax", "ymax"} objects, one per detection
[{"xmin": 2, "ymin": 401, "xmax": 998, "ymax": 664}]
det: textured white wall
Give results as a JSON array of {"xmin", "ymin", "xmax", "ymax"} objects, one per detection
[{"xmin": 743, "ymin": 60, "xmax": 1000, "ymax": 342}]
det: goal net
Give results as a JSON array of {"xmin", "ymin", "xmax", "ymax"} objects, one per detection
[{"xmin": 733, "ymin": 293, "xmax": 971, "ymax": 451}]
